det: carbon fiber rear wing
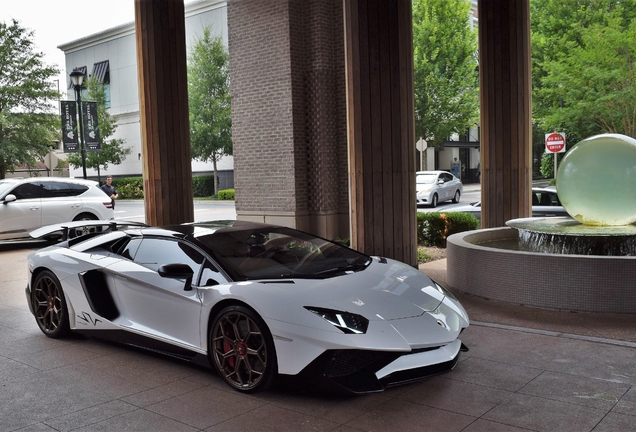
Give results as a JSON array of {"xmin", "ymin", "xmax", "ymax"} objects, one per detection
[{"xmin": 29, "ymin": 220, "xmax": 149, "ymax": 241}]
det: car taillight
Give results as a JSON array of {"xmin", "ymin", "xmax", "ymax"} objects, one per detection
[{"xmin": 103, "ymin": 202, "xmax": 113, "ymax": 209}]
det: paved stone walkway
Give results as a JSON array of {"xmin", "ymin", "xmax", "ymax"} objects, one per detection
[{"xmin": 1, "ymin": 241, "xmax": 634, "ymax": 431}]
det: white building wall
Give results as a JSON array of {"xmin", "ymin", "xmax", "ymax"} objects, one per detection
[{"xmin": 58, "ymin": 0, "xmax": 232, "ymax": 180}]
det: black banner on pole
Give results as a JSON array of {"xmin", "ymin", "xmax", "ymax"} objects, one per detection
[
  {"xmin": 82, "ymin": 101, "xmax": 101, "ymax": 151},
  {"xmin": 60, "ymin": 101, "xmax": 79, "ymax": 153}
]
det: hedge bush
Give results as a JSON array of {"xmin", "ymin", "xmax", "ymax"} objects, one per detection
[
  {"xmin": 192, "ymin": 174, "xmax": 215, "ymax": 197},
  {"xmin": 111, "ymin": 177, "xmax": 144, "ymax": 199},
  {"xmin": 417, "ymin": 211, "xmax": 479, "ymax": 247},
  {"xmin": 217, "ymin": 188, "xmax": 235, "ymax": 200},
  {"xmin": 108, "ymin": 175, "xmax": 230, "ymax": 199}
]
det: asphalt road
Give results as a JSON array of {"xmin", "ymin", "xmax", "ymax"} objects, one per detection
[{"xmin": 112, "ymin": 200, "xmax": 237, "ymax": 223}]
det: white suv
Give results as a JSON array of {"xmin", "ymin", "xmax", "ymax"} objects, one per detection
[{"xmin": 0, "ymin": 177, "xmax": 114, "ymax": 240}]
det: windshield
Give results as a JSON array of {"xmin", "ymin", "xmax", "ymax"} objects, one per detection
[
  {"xmin": 0, "ymin": 181, "xmax": 17, "ymax": 198},
  {"xmin": 196, "ymin": 226, "xmax": 371, "ymax": 281},
  {"xmin": 416, "ymin": 173, "xmax": 437, "ymax": 185}
]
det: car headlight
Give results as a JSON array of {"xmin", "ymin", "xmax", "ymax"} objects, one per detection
[
  {"xmin": 304, "ymin": 307, "xmax": 369, "ymax": 334},
  {"xmin": 433, "ymin": 279, "xmax": 457, "ymax": 301}
]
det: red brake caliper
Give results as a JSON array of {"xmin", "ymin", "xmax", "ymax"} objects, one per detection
[{"xmin": 223, "ymin": 325, "xmax": 235, "ymax": 367}]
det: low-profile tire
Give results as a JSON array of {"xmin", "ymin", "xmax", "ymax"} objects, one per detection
[
  {"xmin": 452, "ymin": 190, "xmax": 461, "ymax": 204},
  {"xmin": 430, "ymin": 194, "xmax": 438, "ymax": 208},
  {"xmin": 209, "ymin": 305, "xmax": 277, "ymax": 393},
  {"xmin": 31, "ymin": 270, "xmax": 70, "ymax": 338},
  {"xmin": 70, "ymin": 213, "xmax": 98, "ymax": 238}
]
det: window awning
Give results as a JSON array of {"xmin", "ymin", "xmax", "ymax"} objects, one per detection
[
  {"xmin": 91, "ymin": 60, "xmax": 110, "ymax": 83},
  {"xmin": 67, "ymin": 66, "xmax": 87, "ymax": 89}
]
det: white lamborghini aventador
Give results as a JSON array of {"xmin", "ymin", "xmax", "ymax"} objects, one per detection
[{"xmin": 26, "ymin": 220, "xmax": 469, "ymax": 393}]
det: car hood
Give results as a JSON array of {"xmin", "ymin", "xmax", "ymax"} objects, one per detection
[{"xmin": 256, "ymin": 258, "xmax": 447, "ymax": 320}]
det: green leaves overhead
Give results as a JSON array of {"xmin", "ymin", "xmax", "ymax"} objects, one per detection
[
  {"xmin": 0, "ymin": 19, "xmax": 60, "ymax": 178},
  {"xmin": 187, "ymin": 26, "xmax": 232, "ymax": 196},
  {"xmin": 413, "ymin": 0, "xmax": 479, "ymax": 146}
]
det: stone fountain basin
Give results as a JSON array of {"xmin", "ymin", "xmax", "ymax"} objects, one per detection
[{"xmin": 446, "ymin": 227, "xmax": 636, "ymax": 314}]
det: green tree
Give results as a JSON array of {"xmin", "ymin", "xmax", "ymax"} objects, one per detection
[
  {"xmin": 532, "ymin": 0, "xmax": 636, "ymax": 138},
  {"xmin": 66, "ymin": 77, "xmax": 131, "ymax": 182},
  {"xmin": 187, "ymin": 26, "xmax": 232, "ymax": 196},
  {"xmin": 0, "ymin": 20, "xmax": 60, "ymax": 179},
  {"xmin": 412, "ymin": 0, "xmax": 479, "ymax": 146}
]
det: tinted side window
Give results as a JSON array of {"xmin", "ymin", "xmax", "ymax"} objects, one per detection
[
  {"xmin": 134, "ymin": 238, "xmax": 204, "ymax": 278},
  {"xmin": 11, "ymin": 183, "xmax": 41, "ymax": 200},
  {"xmin": 67, "ymin": 183, "xmax": 89, "ymax": 196},
  {"xmin": 40, "ymin": 181, "xmax": 73, "ymax": 198},
  {"xmin": 120, "ymin": 237, "xmax": 142, "ymax": 260}
]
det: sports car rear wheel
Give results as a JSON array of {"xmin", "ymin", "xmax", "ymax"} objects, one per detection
[
  {"xmin": 32, "ymin": 270, "xmax": 70, "ymax": 338},
  {"xmin": 209, "ymin": 305, "xmax": 276, "ymax": 392}
]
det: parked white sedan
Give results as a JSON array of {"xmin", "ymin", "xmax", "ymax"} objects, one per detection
[
  {"xmin": 0, "ymin": 177, "xmax": 114, "ymax": 240},
  {"xmin": 416, "ymin": 171, "xmax": 463, "ymax": 207}
]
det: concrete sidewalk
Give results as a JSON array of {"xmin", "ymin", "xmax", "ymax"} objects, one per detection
[{"xmin": 1, "ymin": 242, "xmax": 635, "ymax": 431}]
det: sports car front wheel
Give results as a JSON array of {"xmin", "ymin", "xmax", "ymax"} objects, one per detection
[
  {"xmin": 32, "ymin": 270, "xmax": 70, "ymax": 338},
  {"xmin": 209, "ymin": 305, "xmax": 277, "ymax": 393}
]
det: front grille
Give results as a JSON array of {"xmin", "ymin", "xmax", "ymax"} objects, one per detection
[{"xmin": 324, "ymin": 350, "xmax": 391, "ymax": 378}]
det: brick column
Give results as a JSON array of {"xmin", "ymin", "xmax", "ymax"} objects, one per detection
[{"xmin": 227, "ymin": 0, "xmax": 348, "ymax": 239}]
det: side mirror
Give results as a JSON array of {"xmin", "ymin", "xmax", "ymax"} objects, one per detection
[
  {"xmin": 3, "ymin": 194, "xmax": 16, "ymax": 204},
  {"xmin": 158, "ymin": 263, "xmax": 194, "ymax": 291}
]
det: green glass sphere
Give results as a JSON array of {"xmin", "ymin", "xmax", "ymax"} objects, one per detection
[{"xmin": 557, "ymin": 134, "xmax": 636, "ymax": 226}]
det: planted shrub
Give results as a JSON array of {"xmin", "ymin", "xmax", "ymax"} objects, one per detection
[
  {"xmin": 192, "ymin": 175, "xmax": 215, "ymax": 197},
  {"xmin": 217, "ymin": 188, "xmax": 235, "ymax": 200},
  {"xmin": 111, "ymin": 177, "xmax": 144, "ymax": 199},
  {"xmin": 417, "ymin": 211, "xmax": 479, "ymax": 247}
]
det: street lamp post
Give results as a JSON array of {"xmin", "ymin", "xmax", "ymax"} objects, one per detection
[{"xmin": 69, "ymin": 70, "xmax": 88, "ymax": 179}]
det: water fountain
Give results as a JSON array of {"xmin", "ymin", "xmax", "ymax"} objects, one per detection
[{"xmin": 446, "ymin": 134, "xmax": 636, "ymax": 314}]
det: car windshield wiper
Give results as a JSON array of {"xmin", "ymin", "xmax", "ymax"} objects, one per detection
[
  {"xmin": 276, "ymin": 257, "xmax": 371, "ymax": 280},
  {"xmin": 313, "ymin": 257, "xmax": 372, "ymax": 276}
]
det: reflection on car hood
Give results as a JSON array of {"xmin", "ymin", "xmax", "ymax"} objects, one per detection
[{"xmin": 279, "ymin": 259, "xmax": 445, "ymax": 320}]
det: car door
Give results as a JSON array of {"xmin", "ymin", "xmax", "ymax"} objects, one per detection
[
  {"xmin": 0, "ymin": 182, "xmax": 42, "ymax": 239},
  {"xmin": 532, "ymin": 190, "xmax": 566, "ymax": 217},
  {"xmin": 39, "ymin": 181, "xmax": 84, "ymax": 226},
  {"xmin": 108, "ymin": 237, "xmax": 205, "ymax": 349},
  {"xmin": 439, "ymin": 173, "xmax": 452, "ymax": 200}
]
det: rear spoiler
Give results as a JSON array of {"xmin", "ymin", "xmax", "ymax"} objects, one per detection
[{"xmin": 30, "ymin": 220, "xmax": 149, "ymax": 241}]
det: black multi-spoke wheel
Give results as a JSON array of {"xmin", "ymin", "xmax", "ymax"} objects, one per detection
[
  {"xmin": 32, "ymin": 270, "xmax": 70, "ymax": 338},
  {"xmin": 70, "ymin": 213, "xmax": 98, "ymax": 238},
  {"xmin": 209, "ymin": 305, "xmax": 276, "ymax": 392}
]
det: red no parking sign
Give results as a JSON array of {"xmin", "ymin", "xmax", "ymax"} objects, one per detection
[{"xmin": 545, "ymin": 132, "xmax": 566, "ymax": 153}]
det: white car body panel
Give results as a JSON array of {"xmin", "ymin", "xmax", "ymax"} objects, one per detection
[
  {"xmin": 26, "ymin": 220, "xmax": 469, "ymax": 393},
  {"xmin": 0, "ymin": 177, "xmax": 113, "ymax": 240},
  {"xmin": 416, "ymin": 170, "xmax": 463, "ymax": 207}
]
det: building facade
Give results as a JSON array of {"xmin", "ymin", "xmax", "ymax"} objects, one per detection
[{"xmin": 58, "ymin": 0, "xmax": 233, "ymax": 188}]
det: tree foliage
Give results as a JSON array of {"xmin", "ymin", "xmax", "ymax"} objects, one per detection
[
  {"xmin": 66, "ymin": 77, "xmax": 131, "ymax": 182},
  {"xmin": 412, "ymin": 0, "xmax": 479, "ymax": 146},
  {"xmin": 0, "ymin": 20, "xmax": 60, "ymax": 179},
  {"xmin": 188, "ymin": 26, "xmax": 232, "ymax": 196},
  {"xmin": 532, "ymin": 0, "xmax": 636, "ymax": 139}
]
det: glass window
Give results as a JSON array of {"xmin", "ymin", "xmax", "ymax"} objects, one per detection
[
  {"xmin": 416, "ymin": 173, "xmax": 437, "ymax": 184},
  {"xmin": 67, "ymin": 182, "xmax": 89, "ymax": 196},
  {"xmin": 134, "ymin": 238, "xmax": 205, "ymax": 279},
  {"xmin": 10, "ymin": 182, "xmax": 42, "ymax": 200},
  {"xmin": 120, "ymin": 237, "xmax": 142, "ymax": 260},
  {"xmin": 197, "ymin": 227, "xmax": 371, "ymax": 281},
  {"xmin": 40, "ymin": 181, "xmax": 73, "ymax": 198}
]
